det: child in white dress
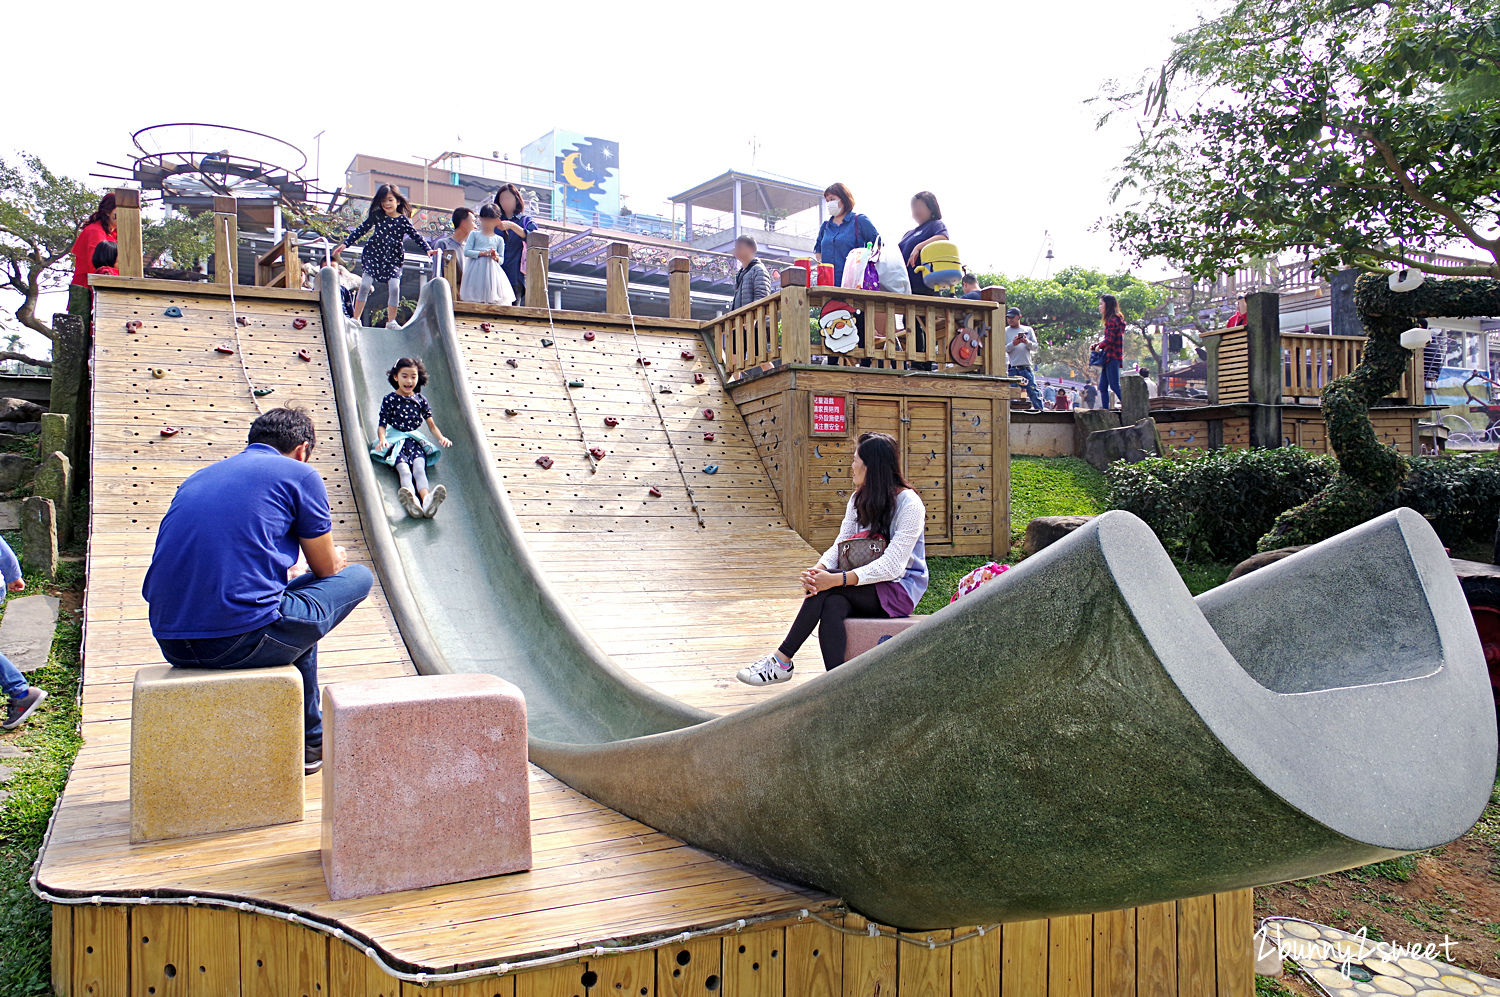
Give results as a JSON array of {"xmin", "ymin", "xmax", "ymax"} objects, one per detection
[{"xmin": 458, "ymin": 204, "xmax": 515, "ymax": 306}]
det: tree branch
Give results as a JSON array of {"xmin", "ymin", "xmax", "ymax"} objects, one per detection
[
  {"xmin": 1354, "ymin": 126, "xmax": 1500, "ymax": 254},
  {"xmin": 0, "ymin": 351, "xmax": 52, "ymax": 368}
]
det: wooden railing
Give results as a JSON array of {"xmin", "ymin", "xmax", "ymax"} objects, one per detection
[
  {"xmin": 254, "ymin": 232, "xmax": 302, "ymax": 289},
  {"xmin": 704, "ymin": 285, "xmax": 1004, "ymax": 380},
  {"xmin": 1206, "ymin": 323, "xmax": 1425, "ymax": 405},
  {"xmin": 1281, "ymin": 331, "xmax": 1423, "ymax": 403}
]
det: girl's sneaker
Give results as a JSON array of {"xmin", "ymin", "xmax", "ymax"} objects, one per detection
[
  {"xmin": 385, "ymin": 319, "xmax": 399, "ymax": 330},
  {"xmin": 398, "ymin": 487, "xmax": 423, "ymax": 518},
  {"xmin": 3, "ymin": 686, "xmax": 46, "ymax": 730},
  {"xmin": 423, "ymin": 485, "xmax": 447, "ymax": 518},
  {"xmin": 736, "ymin": 654, "xmax": 793, "ymax": 686}
]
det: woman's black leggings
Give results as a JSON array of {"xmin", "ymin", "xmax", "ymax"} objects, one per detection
[{"xmin": 779, "ymin": 584, "xmax": 889, "ymax": 671}]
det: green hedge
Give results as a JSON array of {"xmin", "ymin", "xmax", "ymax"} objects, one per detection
[
  {"xmin": 1108, "ymin": 448, "xmax": 1340, "ymax": 562},
  {"xmin": 1108, "ymin": 447, "xmax": 1500, "ymax": 562}
]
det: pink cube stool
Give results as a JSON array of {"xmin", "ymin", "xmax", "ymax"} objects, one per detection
[
  {"xmin": 843, "ymin": 617, "xmax": 922, "ymax": 663},
  {"xmin": 321, "ymin": 673, "xmax": 531, "ymax": 900}
]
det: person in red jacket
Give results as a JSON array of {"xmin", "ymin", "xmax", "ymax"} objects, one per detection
[
  {"xmin": 68, "ymin": 193, "xmax": 118, "ymax": 335},
  {"xmin": 1226, "ymin": 295, "xmax": 1248, "ymax": 329}
]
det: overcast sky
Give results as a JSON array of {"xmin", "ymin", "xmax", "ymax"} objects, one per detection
[{"xmin": 3, "ymin": 0, "xmax": 1210, "ymax": 352}]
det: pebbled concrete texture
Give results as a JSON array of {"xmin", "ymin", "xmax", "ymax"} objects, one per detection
[
  {"xmin": 0, "ymin": 594, "xmax": 58, "ymax": 673},
  {"xmin": 321, "ymin": 673, "xmax": 531, "ymax": 901},
  {"xmin": 130, "ymin": 664, "xmax": 304, "ymax": 843}
]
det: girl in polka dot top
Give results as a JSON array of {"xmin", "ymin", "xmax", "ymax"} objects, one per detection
[
  {"xmin": 370, "ymin": 357, "xmax": 453, "ymax": 518},
  {"xmin": 332, "ymin": 185, "xmax": 431, "ymax": 329}
]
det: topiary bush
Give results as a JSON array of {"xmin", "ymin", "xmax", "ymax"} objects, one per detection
[
  {"xmin": 1108, "ymin": 448, "xmax": 1338, "ymax": 562},
  {"xmin": 1111, "ymin": 446, "xmax": 1500, "ymax": 563},
  {"xmin": 1396, "ymin": 451, "xmax": 1500, "ymax": 549}
]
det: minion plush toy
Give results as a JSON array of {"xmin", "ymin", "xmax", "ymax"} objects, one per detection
[{"xmin": 915, "ymin": 241, "xmax": 964, "ymax": 291}]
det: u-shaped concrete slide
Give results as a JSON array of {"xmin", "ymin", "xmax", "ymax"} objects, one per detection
[{"xmin": 319, "ymin": 269, "xmax": 1495, "ymax": 931}]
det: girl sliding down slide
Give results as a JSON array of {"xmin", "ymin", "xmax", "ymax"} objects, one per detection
[{"xmin": 371, "ymin": 357, "xmax": 452, "ymax": 518}]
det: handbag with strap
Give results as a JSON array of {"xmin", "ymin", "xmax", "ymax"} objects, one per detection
[{"xmin": 836, "ymin": 529, "xmax": 888, "ymax": 572}]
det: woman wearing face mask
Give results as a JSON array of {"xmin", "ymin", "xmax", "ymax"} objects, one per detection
[{"xmin": 813, "ymin": 183, "xmax": 879, "ymax": 287}]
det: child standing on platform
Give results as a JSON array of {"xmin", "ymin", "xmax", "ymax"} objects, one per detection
[
  {"xmin": 458, "ymin": 204, "xmax": 515, "ymax": 306},
  {"xmin": 331, "ymin": 185, "xmax": 431, "ymax": 328},
  {"xmin": 371, "ymin": 357, "xmax": 452, "ymax": 519},
  {"xmin": 0, "ymin": 537, "xmax": 45, "ymax": 730}
]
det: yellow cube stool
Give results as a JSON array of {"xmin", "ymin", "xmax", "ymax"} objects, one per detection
[{"xmin": 129, "ymin": 664, "xmax": 305, "ymax": 842}]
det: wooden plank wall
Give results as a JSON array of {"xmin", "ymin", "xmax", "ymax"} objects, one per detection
[
  {"xmin": 52, "ymin": 890, "xmax": 1253, "ymax": 996},
  {"xmin": 1284, "ymin": 409, "xmax": 1420, "ymax": 456},
  {"xmin": 1215, "ymin": 331, "xmax": 1250, "ymax": 404}
]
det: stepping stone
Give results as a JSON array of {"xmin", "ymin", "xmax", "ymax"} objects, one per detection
[
  {"xmin": 0, "ymin": 594, "xmax": 58, "ymax": 673},
  {"xmin": 0, "ymin": 500, "xmax": 19, "ymax": 532},
  {"xmin": 0, "ymin": 766, "xmax": 14, "ymax": 783},
  {"xmin": 0, "ymin": 744, "xmax": 26, "ymax": 759}
]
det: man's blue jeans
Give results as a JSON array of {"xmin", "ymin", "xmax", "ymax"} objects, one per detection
[
  {"xmin": 154, "ymin": 565, "xmax": 374, "ymax": 746},
  {"xmin": 1, "ymin": 651, "xmax": 27, "ymax": 701},
  {"xmin": 1009, "ymin": 364, "xmax": 1044, "ymax": 410}
]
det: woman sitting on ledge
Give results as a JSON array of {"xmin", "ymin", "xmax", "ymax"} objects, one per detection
[{"xmin": 738, "ymin": 432, "xmax": 928, "ymax": 685}]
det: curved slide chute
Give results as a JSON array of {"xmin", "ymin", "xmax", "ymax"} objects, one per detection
[{"xmin": 319, "ymin": 270, "xmax": 1495, "ymax": 930}]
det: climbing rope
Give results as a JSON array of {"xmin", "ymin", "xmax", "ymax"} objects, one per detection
[
  {"xmin": 622, "ymin": 289, "xmax": 705, "ymax": 528},
  {"xmin": 223, "ymin": 277, "xmax": 268, "ymax": 415},
  {"xmin": 538, "ymin": 297, "xmax": 599, "ymax": 473}
]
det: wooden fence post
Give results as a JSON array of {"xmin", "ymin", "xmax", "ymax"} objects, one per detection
[
  {"xmin": 605, "ymin": 243, "xmax": 630, "ymax": 315},
  {"xmin": 212, "ymin": 196, "xmax": 238, "ymax": 286},
  {"xmin": 668, "ymin": 257, "xmax": 692, "ymax": 320},
  {"xmin": 1245, "ymin": 290, "xmax": 1283, "ymax": 447},
  {"xmin": 782, "ymin": 285, "xmax": 811, "ymax": 365},
  {"xmin": 980, "ymin": 286, "xmax": 1007, "ymax": 377},
  {"xmin": 114, "ymin": 188, "xmax": 143, "ymax": 278},
  {"xmin": 524, "ymin": 232, "xmax": 550, "ymax": 308}
]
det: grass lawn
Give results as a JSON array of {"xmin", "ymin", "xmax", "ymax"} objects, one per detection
[
  {"xmin": 0, "ymin": 535, "xmax": 84, "ymax": 997},
  {"xmin": 918, "ymin": 455, "xmax": 1235, "ymax": 611}
]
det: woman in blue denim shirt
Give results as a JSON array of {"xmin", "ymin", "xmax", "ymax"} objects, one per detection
[{"xmin": 814, "ymin": 182, "xmax": 879, "ymax": 286}]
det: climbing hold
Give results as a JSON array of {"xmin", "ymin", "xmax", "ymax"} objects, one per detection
[
  {"xmin": 504, "ymin": 408, "xmax": 519, "ymax": 417},
  {"xmin": 681, "ymin": 350, "xmax": 695, "ymax": 361},
  {"xmin": 541, "ymin": 338, "xmax": 555, "ymax": 347},
  {"xmin": 703, "ymin": 408, "xmax": 715, "ymax": 420},
  {"xmin": 214, "ymin": 345, "xmax": 236, "ymax": 355},
  {"xmin": 703, "ymin": 464, "xmax": 719, "ymax": 475},
  {"xmin": 297, "ymin": 349, "xmax": 312, "ymax": 362},
  {"xmin": 506, "ymin": 358, "xmax": 519, "ymax": 368},
  {"xmin": 589, "ymin": 447, "xmax": 606, "ymax": 460},
  {"xmin": 253, "ymin": 388, "xmax": 274, "ymax": 397},
  {"xmin": 637, "ymin": 357, "xmax": 652, "ymax": 366},
  {"xmin": 535, "ymin": 456, "xmax": 554, "ymax": 470},
  {"xmin": 159, "ymin": 427, "xmax": 181, "ymax": 437},
  {"xmin": 480, "ymin": 322, "xmax": 493, "ymax": 333},
  {"xmin": 660, "ymin": 385, "xmax": 674, "ymax": 394},
  {"xmin": 693, "ymin": 372, "xmax": 706, "ymax": 384},
  {"xmin": 125, "ymin": 320, "xmax": 142, "ymax": 333},
  {"xmin": 583, "ymin": 331, "xmax": 596, "ymax": 342},
  {"xmin": 603, "ymin": 417, "xmax": 620, "ymax": 428},
  {"xmin": 236, "ymin": 315, "xmax": 250, "ymax": 326},
  {"xmin": 703, "ymin": 433, "xmax": 715, "ymax": 442},
  {"xmin": 292, "ymin": 317, "xmax": 308, "ymax": 330},
  {"xmin": 150, "ymin": 368, "xmax": 166, "ymax": 379},
  {"xmin": 568, "ymin": 379, "xmax": 585, "ymax": 388},
  {"xmin": 648, "ymin": 486, "xmax": 662, "ymax": 498},
  {"xmin": 164, "ymin": 306, "xmax": 183, "ymax": 318}
]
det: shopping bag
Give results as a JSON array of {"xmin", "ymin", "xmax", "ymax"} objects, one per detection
[
  {"xmin": 870, "ymin": 238, "xmax": 911, "ymax": 294},
  {"xmin": 840, "ymin": 246, "xmax": 872, "ymax": 289}
]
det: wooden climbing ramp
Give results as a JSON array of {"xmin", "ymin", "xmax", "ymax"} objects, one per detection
[{"xmin": 451, "ymin": 304, "xmax": 824, "ymax": 713}]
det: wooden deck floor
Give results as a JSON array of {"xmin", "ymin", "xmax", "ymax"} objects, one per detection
[
  {"xmin": 36, "ymin": 281, "xmax": 831, "ymax": 974},
  {"xmin": 452, "ymin": 308, "xmax": 826, "ymax": 714}
]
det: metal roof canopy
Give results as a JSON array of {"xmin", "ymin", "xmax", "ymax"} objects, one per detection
[{"xmin": 669, "ymin": 169, "xmax": 824, "ymax": 217}]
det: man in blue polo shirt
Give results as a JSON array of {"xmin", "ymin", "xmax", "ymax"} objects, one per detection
[{"xmin": 142, "ymin": 407, "xmax": 373, "ymax": 775}]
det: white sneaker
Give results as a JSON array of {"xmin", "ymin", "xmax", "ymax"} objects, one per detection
[
  {"xmin": 385, "ymin": 319, "xmax": 399, "ymax": 330},
  {"xmin": 398, "ymin": 487, "xmax": 423, "ymax": 518},
  {"xmin": 737, "ymin": 653, "xmax": 793, "ymax": 686},
  {"xmin": 422, "ymin": 484, "xmax": 447, "ymax": 518}
]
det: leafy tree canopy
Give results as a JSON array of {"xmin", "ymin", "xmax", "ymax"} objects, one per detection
[
  {"xmin": 975, "ymin": 267, "xmax": 1171, "ymax": 376},
  {"xmin": 0, "ymin": 153, "xmax": 101, "ymax": 338},
  {"xmin": 1100, "ymin": 0, "xmax": 1500, "ymax": 281}
]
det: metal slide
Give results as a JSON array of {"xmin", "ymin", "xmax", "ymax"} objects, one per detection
[{"xmin": 319, "ymin": 270, "xmax": 1496, "ymax": 930}]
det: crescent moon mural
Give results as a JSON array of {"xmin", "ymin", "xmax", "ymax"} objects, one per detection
[{"xmin": 560, "ymin": 152, "xmax": 596, "ymax": 191}]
